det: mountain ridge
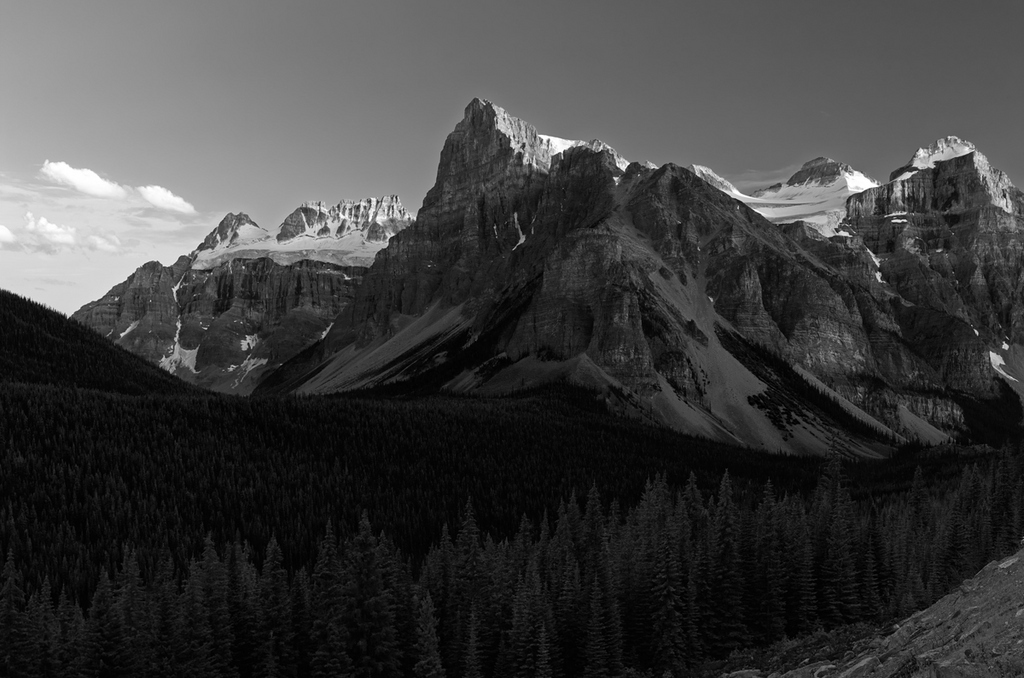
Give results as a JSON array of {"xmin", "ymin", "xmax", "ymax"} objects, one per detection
[
  {"xmin": 259, "ymin": 99, "xmax": 1024, "ymax": 453},
  {"xmin": 73, "ymin": 99, "xmax": 1024, "ymax": 452}
]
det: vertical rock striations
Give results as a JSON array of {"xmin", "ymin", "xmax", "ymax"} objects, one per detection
[{"xmin": 73, "ymin": 199, "xmax": 413, "ymax": 393}]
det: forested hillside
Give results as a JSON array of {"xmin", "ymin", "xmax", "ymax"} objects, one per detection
[
  {"xmin": 0, "ymin": 290, "xmax": 196, "ymax": 395},
  {"xmin": 1, "ymin": 378, "xmax": 1023, "ymax": 676},
  {"xmin": 2, "ymin": 286, "xmax": 1023, "ymax": 676}
]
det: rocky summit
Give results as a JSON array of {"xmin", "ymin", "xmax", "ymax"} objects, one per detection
[
  {"xmin": 72, "ymin": 197, "xmax": 413, "ymax": 394},
  {"xmin": 251, "ymin": 99, "xmax": 1024, "ymax": 455},
  {"xmin": 74, "ymin": 101, "xmax": 1024, "ymax": 454}
]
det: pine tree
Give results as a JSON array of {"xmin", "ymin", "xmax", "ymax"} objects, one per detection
[
  {"xmin": 228, "ymin": 541, "xmax": 261, "ymax": 678},
  {"xmin": 581, "ymin": 582, "xmax": 608, "ymax": 678},
  {"xmin": 650, "ymin": 532, "xmax": 685, "ymax": 674},
  {"xmin": 84, "ymin": 571, "xmax": 133, "ymax": 678},
  {"xmin": 56, "ymin": 586, "xmax": 87, "ymax": 678},
  {"xmin": 199, "ymin": 537, "xmax": 237, "ymax": 678},
  {"xmin": 259, "ymin": 536, "xmax": 295, "ymax": 678},
  {"xmin": 535, "ymin": 623, "xmax": 553, "ymax": 678},
  {"xmin": 0, "ymin": 550, "xmax": 32, "ymax": 677},
  {"xmin": 462, "ymin": 608, "xmax": 482, "ymax": 678},
  {"xmin": 114, "ymin": 549, "xmax": 145, "ymax": 677},
  {"xmin": 414, "ymin": 594, "xmax": 445, "ymax": 678},
  {"xmin": 311, "ymin": 523, "xmax": 352, "ymax": 678},
  {"xmin": 706, "ymin": 472, "xmax": 747, "ymax": 657},
  {"xmin": 343, "ymin": 513, "xmax": 399, "ymax": 678}
]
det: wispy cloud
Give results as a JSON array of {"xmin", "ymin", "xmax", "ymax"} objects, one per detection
[
  {"xmin": 5, "ymin": 211, "xmax": 124, "ymax": 255},
  {"xmin": 38, "ymin": 160, "xmax": 199, "ymax": 215},
  {"xmin": 138, "ymin": 185, "xmax": 196, "ymax": 214},
  {"xmin": 86, "ymin": 233, "xmax": 122, "ymax": 252},
  {"xmin": 40, "ymin": 160, "xmax": 129, "ymax": 199}
]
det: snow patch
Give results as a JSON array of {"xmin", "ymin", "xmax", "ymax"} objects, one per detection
[
  {"xmin": 910, "ymin": 136, "xmax": 976, "ymax": 170},
  {"xmin": 158, "ymin": 319, "xmax": 199, "ymax": 374},
  {"xmin": 118, "ymin": 320, "xmax": 139, "ymax": 340},
  {"xmin": 1002, "ymin": 341, "xmax": 1010, "ymax": 350},
  {"xmin": 537, "ymin": 134, "xmax": 630, "ymax": 171},
  {"xmin": 240, "ymin": 334, "xmax": 259, "ymax": 352},
  {"xmin": 891, "ymin": 170, "xmax": 918, "ymax": 182},
  {"xmin": 231, "ymin": 356, "xmax": 268, "ymax": 389},
  {"xmin": 973, "ymin": 328, "xmax": 979, "ymax": 337},
  {"xmin": 990, "ymin": 351, "xmax": 1018, "ymax": 382},
  {"xmin": 320, "ymin": 323, "xmax": 334, "ymax": 341},
  {"xmin": 512, "ymin": 212, "xmax": 526, "ymax": 251},
  {"xmin": 891, "ymin": 218, "xmax": 908, "ymax": 224}
]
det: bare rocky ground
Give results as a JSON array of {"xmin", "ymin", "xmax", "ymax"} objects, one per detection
[{"xmin": 717, "ymin": 545, "xmax": 1024, "ymax": 677}]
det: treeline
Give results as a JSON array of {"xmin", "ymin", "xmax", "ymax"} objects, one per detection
[
  {"xmin": 0, "ymin": 290, "xmax": 196, "ymax": 396},
  {"xmin": 2, "ymin": 453, "xmax": 1023, "ymax": 678},
  {"xmin": 0, "ymin": 381, "xmax": 831, "ymax": 602}
]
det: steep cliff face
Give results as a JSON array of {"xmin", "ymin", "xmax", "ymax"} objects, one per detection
[
  {"xmin": 73, "ymin": 199, "xmax": 412, "ymax": 393},
  {"xmin": 267, "ymin": 103, "xmax": 1024, "ymax": 452},
  {"xmin": 846, "ymin": 141, "xmax": 1024, "ymax": 404}
]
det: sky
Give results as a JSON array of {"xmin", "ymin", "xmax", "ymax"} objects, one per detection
[{"xmin": 2, "ymin": 0, "xmax": 1022, "ymax": 314}]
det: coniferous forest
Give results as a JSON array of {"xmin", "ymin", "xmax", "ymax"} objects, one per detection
[{"xmin": 2, "ymin": 291, "xmax": 1024, "ymax": 677}]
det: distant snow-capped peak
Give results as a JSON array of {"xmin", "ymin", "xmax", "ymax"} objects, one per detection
[
  {"xmin": 754, "ymin": 157, "xmax": 879, "ymax": 196},
  {"xmin": 732, "ymin": 157, "xmax": 878, "ymax": 236},
  {"xmin": 191, "ymin": 196, "xmax": 413, "ymax": 270}
]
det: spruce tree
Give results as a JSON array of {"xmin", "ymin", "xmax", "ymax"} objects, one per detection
[
  {"xmin": 342, "ymin": 513, "xmax": 399, "ymax": 678},
  {"xmin": 311, "ymin": 523, "xmax": 351, "ymax": 678},
  {"xmin": 414, "ymin": 594, "xmax": 445, "ymax": 678},
  {"xmin": 0, "ymin": 550, "xmax": 32, "ymax": 678}
]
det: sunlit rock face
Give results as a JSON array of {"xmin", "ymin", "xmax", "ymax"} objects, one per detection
[
  {"xmin": 73, "ymin": 198, "xmax": 412, "ymax": 393},
  {"xmin": 77, "ymin": 100, "xmax": 1024, "ymax": 450},
  {"xmin": 847, "ymin": 140, "xmax": 1024, "ymax": 398},
  {"xmin": 264, "ymin": 101, "xmax": 1024, "ymax": 453}
]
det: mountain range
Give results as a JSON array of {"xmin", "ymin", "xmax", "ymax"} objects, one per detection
[{"xmin": 73, "ymin": 99, "xmax": 1024, "ymax": 455}]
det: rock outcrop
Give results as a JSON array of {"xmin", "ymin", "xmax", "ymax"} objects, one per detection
[
  {"xmin": 73, "ymin": 200, "xmax": 412, "ymax": 393},
  {"xmin": 721, "ymin": 548, "xmax": 1024, "ymax": 677},
  {"xmin": 845, "ymin": 140, "xmax": 1024, "ymax": 406},
  {"xmin": 265, "ymin": 100, "xmax": 1024, "ymax": 453}
]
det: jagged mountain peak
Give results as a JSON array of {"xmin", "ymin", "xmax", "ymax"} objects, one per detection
[
  {"xmin": 455, "ymin": 98, "xmax": 630, "ymax": 173},
  {"xmin": 192, "ymin": 195, "xmax": 413, "ymax": 271},
  {"xmin": 888, "ymin": 135, "xmax": 980, "ymax": 182},
  {"xmin": 910, "ymin": 135, "xmax": 977, "ymax": 169},
  {"xmin": 197, "ymin": 212, "xmax": 267, "ymax": 252}
]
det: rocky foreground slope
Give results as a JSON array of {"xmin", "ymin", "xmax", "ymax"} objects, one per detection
[
  {"xmin": 72, "ymin": 198, "xmax": 412, "ymax": 393},
  {"xmin": 721, "ymin": 547, "xmax": 1024, "ymax": 677},
  {"xmin": 256, "ymin": 100, "xmax": 1024, "ymax": 454}
]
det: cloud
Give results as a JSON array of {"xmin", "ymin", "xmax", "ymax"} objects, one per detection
[
  {"xmin": 138, "ymin": 185, "xmax": 196, "ymax": 214},
  {"xmin": 6, "ymin": 211, "xmax": 123, "ymax": 255},
  {"xmin": 38, "ymin": 160, "xmax": 199, "ymax": 215},
  {"xmin": 86, "ymin": 233, "xmax": 122, "ymax": 252},
  {"xmin": 22, "ymin": 212, "xmax": 77, "ymax": 252},
  {"xmin": 40, "ymin": 160, "xmax": 129, "ymax": 199}
]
